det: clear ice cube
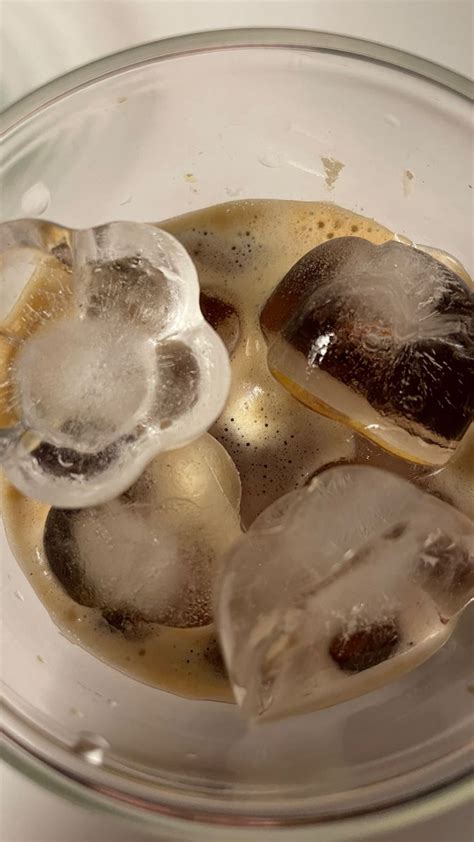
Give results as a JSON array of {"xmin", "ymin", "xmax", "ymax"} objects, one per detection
[
  {"xmin": 44, "ymin": 434, "xmax": 242, "ymax": 630},
  {"xmin": 0, "ymin": 220, "xmax": 230, "ymax": 507},
  {"xmin": 215, "ymin": 465, "xmax": 473, "ymax": 722},
  {"xmin": 260, "ymin": 237, "xmax": 474, "ymax": 466}
]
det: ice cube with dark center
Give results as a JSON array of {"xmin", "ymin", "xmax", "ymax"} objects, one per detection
[
  {"xmin": 44, "ymin": 434, "xmax": 242, "ymax": 630},
  {"xmin": 260, "ymin": 237, "xmax": 474, "ymax": 466},
  {"xmin": 0, "ymin": 220, "xmax": 230, "ymax": 507},
  {"xmin": 214, "ymin": 465, "xmax": 473, "ymax": 722}
]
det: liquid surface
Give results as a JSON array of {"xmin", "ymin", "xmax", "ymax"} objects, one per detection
[{"xmin": 1, "ymin": 199, "xmax": 472, "ymax": 702}]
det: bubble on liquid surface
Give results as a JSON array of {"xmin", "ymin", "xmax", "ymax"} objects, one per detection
[
  {"xmin": 44, "ymin": 434, "xmax": 242, "ymax": 630},
  {"xmin": 0, "ymin": 220, "xmax": 231, "ymax": 507},
  {"xmin": 261, "ymin": 237, "xmax": 474, "ymax": 466},
  {"xmin": 215, "ymin": 465, "xmax": 473, "ymax": 722}
]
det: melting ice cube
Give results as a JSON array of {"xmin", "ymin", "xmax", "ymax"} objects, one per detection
[
  {"xmin": 215, "ymin": 465, "xmax": 473, "ymax": 722},
  {"xmin": 0, "ymin": 220, "xmax": 230, "ymax": 507},
  {"xmin": 44, "ymin": 434, "xmax": 241, "ymax": 630},
  {"xmin": 261, "ymin": 237, "xmax": 473, "ymax": 466}
]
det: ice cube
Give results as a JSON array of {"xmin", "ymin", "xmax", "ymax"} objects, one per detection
[
  {"xmin": 215, "ymin": 465, "xmax": 473, "ymax": 722},
  {"xmin": 73, "ymin": 220, "xmax": 200, "ymax": 338},
  {"xmin": 44, "ymin": 434, "xmax": 242, "ymax": 630},
  {"xmin": 0, "ymin": 220, "xmax": 230, "ymax": 507},
  {"xmin": 261, "ymin": 237, "xmax": 474, "ymax": 466},
  {"xmin": 14, "ymin": 317, "xmax": 157, "ymax": 452}
]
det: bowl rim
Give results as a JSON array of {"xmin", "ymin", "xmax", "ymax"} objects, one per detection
[
  {"xmin": 1, "ymin": 26, "xmax": 473, "ymax": 839},
  {"xmin": 1, "ymin": 26, "xmax": 472, "ymax": 134},
  {"xmin": 3, "ymin": 731, "xmax": 474, "ymax": 841}
]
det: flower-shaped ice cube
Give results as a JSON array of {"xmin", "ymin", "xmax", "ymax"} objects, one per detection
[{"xmin": 0, "ymin": 220, "xmax": 230, "ymax": 506}]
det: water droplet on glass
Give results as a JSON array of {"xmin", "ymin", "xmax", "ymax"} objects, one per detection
[
  {"xmin": 73, "ymin": 732, "xmax": 110, "ymax": 765},
  {"xmin": 403, "ymin": 169, "xmax": 415, "ymax": 197},
  {"xmin": 258, "ymin": 149, "xmax": 285, "ymax": 168},
  {"xmin": 69, "ymin": 707, "xmax": 85, "ymax": 719},
  {"xmin": 21, "ymin": 182, "xmax": 50, "ymax": 215}
]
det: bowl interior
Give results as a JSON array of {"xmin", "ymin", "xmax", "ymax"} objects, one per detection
[{"xmin": 1, "ymin": 35, "xmax": 473, "ymax": 831}]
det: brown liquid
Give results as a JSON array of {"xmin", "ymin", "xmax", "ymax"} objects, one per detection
[{"xmin": 1, "ymin": 199, "xmax": 472, "ymax": 701}]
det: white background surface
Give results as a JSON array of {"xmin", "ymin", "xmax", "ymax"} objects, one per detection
[{"xmin": 1, "ymin": 1, "xmax": 473, "ymax": 840}]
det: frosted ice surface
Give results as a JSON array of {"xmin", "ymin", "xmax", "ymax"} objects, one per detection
[
  {"xmin": 215, "ymin": 465, "xmax": 473, "ymax": 721},
  {"xmin": 0, "ymin": 220, "xmax": 230, "ymax": 506},
  {"xmin": 261, "ymin": 237, "xmax": 474, "ymax": 466}
]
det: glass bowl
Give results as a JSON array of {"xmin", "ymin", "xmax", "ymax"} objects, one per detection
[{"xmin": 1, "ymin": 28, "xmax": 473, "ymax": 842}]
